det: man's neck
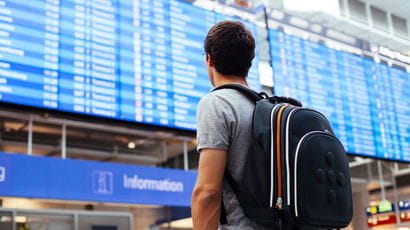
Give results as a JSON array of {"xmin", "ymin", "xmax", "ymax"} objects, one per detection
[{"xmin": 214, "ymin": 73, "xmax": 248, "ymax": 88}]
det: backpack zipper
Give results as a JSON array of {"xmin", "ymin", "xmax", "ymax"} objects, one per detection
[
  {"xmin": 285, "ymin": 108, "xmax": 301, "ymax": 206},
  {"xmin": 293, "ymin": 130, "xmax": 327, "ymax": 217},
  {"xmin": 275, "ymin": 104, "xmax": 291, "ymax": 209},
  {"xmin": 269, "ymin": 104, "xmax": 282, "ymax": 208}
]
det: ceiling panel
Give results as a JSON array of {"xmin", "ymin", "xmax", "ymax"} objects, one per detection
[
  {"xmin": 276, "ymin": 0, "xmax": 410, "ymax": 53},
  {"xmin": 365, "ymin": 0, "xmax": 410, "ymax": 22}
]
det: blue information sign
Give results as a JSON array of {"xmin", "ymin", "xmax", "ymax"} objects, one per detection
[{"xmin": 0, "ymin": 152, "xmax": 196, "ymax": 206}]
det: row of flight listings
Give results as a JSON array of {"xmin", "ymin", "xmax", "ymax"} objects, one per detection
[
  {"xmin": 0, "ymin": 0, "xmax": 259, "ymax": 130},
  {"xmin": 270, "ymin": 29, "xmax": 410, "ymax": 162}
]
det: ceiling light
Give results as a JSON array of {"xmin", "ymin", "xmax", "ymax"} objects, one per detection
[
  {"xmin": 15, "ymin": 216, "xmax": 27, "ymax": 223},
  {"xmin": 289, "ymin": 16, "xmax": 308, "ymax": 28},
  {"xmin": 270, "ymin": 10, "xmax": 284, "ymax": 20},
  {"xmin": 128, "ymin": 142, "xmax": 136, "ymax": 149},
  {"xmin": 1, "ymin": 216, "xmax": 11, "ymax": 222},
  {"xmin": 311, "ymin": 24, "xmax": 322, "ymax": 33}
]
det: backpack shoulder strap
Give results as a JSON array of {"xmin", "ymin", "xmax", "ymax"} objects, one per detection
[
  {"xmin": 213, "ymin": 84, "xmax": 303, "ymax": 107},
  {"xmin": 220, "ymin": 169, "xmax": 239, "ymax": 225},
  {"xmin": 213, "ymin": 84, "xmax": 263, "ymax": 102}
]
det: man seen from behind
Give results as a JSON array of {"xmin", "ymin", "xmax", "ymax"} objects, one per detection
[{"xmin": 191, "ymin": 21, "xmax": 272, "ymax": 230}]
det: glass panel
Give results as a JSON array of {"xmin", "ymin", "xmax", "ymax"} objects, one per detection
[
  {"xmin": 79, "ymin": 215, "xmax": 130, "ymax": 230},
  {"xmin": 15, "ymin": 212, "xmax": 73, "ymax": 230},
  {"xmin": 0, "ymin": 211, "xmax": 12, "ymax": 230}
]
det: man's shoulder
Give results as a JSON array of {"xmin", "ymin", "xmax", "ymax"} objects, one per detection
[
  {"xmin": 198, "ymin": 89, "xmax": 255, "ymax": 116},
  {"xmin": 200, "ymin": 89, "xmax": 246, "ymax": 104},
  {"xmin": 198, "ymin": 89, "xmax": 231, "ymax": 107}
]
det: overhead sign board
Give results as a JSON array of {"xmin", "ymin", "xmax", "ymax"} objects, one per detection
[{"xmin": 0, "ymin": 152, "xmax": 197, "ymax": 206}]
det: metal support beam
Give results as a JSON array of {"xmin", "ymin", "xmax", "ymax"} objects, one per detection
[
  {"xmin": 365, "ymin": 2, "xmax": 373, "ymax": 28},
  {"xmin": 377, "ymin": 160, "xmax": 386, "ymax": 201},
  {"xmin": 162, "ymin": 141, "xmax": 168, "ymax": 162},
  {"xmin": 74, "ymin": 213, "xmax": 79, "ymax": 230},
  {"xmin": 342, "ymin": 0, "xmax": 350, "ymax": 19},
  {"xmin": 386, "ymin": 11, "xmax": 394, "ymax": 36},
  {"xmin": 12, "ymin": 210, "xmax": 16, "ymax": 230},
  {"xmin": 28, "ymin": 116, "xmax": 33, "ymax": 155},
  {"xmin": 103, "ymin": 145, "xmax": 119, "ymax": 161},
  {"xmin": 62, "ymin": 123, "xmax": 67, "ymax": 159},
  {"xmin": 366, "ymin": 161, "xmax": 373, "ymax": 182},
  {"xmin": 393, "ymin": 167, "xmax": 410, "ymax": 177},
  {"xmin": 183, "ymin": 141, "xmax": 188, "ymax": 171},
  {"xmin": 349, "ymin": 158, "xmax": 373, "ymax": 168},
  {"xmin": 0, "ymin": 139, "xmax": 161, "ymax": 164},
  {"xmin": 0, "ymin": 110, "xmax": 193, "ymax": 142},
  {"xmin": 129, "ymin": 210, "xmax": 134, "ymax": 230},
  {"xmin": 392, "ymin": 167, "xmax": 401, "ymax": 225},
  {"xmin": 350, "ymin": 177, "xmax": 391, "ymax": 186},
  {"xmin": 394, "ymin": 162, "xmax": 399, "ymax": 171}
]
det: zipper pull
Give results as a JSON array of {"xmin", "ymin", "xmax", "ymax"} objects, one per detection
[{"xmin": 276, "ymin": 197, "xmax": 283, "ymax": 209}]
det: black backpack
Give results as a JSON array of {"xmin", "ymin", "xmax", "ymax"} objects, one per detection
[{"xmin": 215, "ymin": 84, "xmax": 353, "ymax": 230}]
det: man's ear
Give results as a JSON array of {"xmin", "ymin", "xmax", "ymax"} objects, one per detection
[{"xmin": 207, "ymin": 54, "xmax": 214, "ymax": 67}]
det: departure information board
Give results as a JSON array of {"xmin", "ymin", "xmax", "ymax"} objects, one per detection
[
  {"xmin": 269, "ymin": 29, "xmax": 410, "ymax": 162},
  {"xmin": 0, "ymin": 0, "xmax": 260, "ymax": 130}
]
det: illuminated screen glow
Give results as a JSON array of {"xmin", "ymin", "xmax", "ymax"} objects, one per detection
[
  {"xmin": 270, "ymin": 29, "xmax": 410, "ymax": 162},
  {"xmin": 0, "ymin": 0, "xmax": 260, "ymax": 130}
]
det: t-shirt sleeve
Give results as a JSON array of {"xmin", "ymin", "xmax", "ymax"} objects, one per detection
[{"xmin": 196, "ymin": 93, "xmax": 236, "ymax": 152}]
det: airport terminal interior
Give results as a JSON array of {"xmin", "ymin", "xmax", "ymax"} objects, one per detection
[{"xmin": 0, "ymin": 0, "xmax": 409, "ymax": 229}]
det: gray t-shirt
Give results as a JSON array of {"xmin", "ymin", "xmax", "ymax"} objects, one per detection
[{"xmin": 196, "ymin": 88, "xmax": 272, "ymax": 230}]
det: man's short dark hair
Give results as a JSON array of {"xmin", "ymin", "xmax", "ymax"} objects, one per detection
[{"xmin": 204, "ymin": 21, "xmax": 255, "ymax": 77}]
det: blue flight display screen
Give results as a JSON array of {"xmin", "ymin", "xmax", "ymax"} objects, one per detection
[
  {"xmin": 269, "ymin": 29, "xmax": 410, "ymax": 162},
  {"xmin": 0, "ymin": 0, "xmax": 260, "ymax": 131}
]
